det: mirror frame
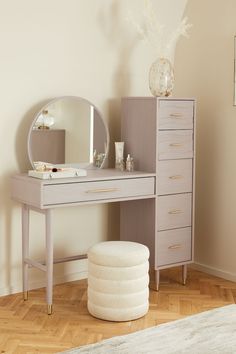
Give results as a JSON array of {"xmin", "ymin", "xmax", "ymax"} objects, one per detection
[
  {"xmin": 234, "ymin": 36, "xmax": 236, "ymax": 105},
  {"xmin": 27, "ymin": 96, "xmax": 110, "ymax": 169}
]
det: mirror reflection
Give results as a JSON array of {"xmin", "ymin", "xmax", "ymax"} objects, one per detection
[{"xmin": 28, "ymin": 97, "xmax": 109, "ymax": 169}]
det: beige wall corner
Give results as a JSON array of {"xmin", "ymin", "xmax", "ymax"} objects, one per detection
[{"xmin": 174, "ymin": 0, "xmax": 236, "ymax": 279}]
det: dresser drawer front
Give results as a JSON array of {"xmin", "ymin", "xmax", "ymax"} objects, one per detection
[
  {"xmin": 157, "ymin": 193, "xmax": 192, "ymax": 231},
  {"xmin": 158, "ymin": 159, "xmax": 192, "ymax": 195},
  {"xmin": 159, "ymin": 100, "xmax": 194, "ymax": 130},
  {"xmin": 158, "ymin": 130, "xmax": 193, "ymax": 160},
  {"xmin": 157, "ymin": 227, "xmax": 192, "ymax": 266},
  {"xmin": 42, "ymin": 177, "xmax": 155, "ymax": 205}
]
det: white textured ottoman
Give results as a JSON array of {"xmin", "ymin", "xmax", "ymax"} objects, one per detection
[{"xmin": 87, "ymin": 241, "xmax": 149, "ymax": 321}]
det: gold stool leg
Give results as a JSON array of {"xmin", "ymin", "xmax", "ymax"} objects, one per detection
[{"xmin": 23, "ymin": 291, "xmax": 28, "ymax": 301}]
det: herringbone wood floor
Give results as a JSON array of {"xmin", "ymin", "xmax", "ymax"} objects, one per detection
[{"xmin": 0, "ymin": 268, "xmax": 236, "ymax": 354}]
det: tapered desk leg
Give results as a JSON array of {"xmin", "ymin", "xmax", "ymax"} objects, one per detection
[
  {"xmin": 45, "ymin": 209, "xmax": 53, "ymax": 315},
  {"xmin": 22, "ymin": 204, "xmax": 29, "ymax": 301},
  {"xmin": 182, "ymin": 264, "xmax": 187, "ymax": 285}
]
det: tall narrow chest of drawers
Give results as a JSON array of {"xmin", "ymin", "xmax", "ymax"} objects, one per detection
[{"xmin": 121, "ymin": 97, "xmax": 196, "ymax": 289}]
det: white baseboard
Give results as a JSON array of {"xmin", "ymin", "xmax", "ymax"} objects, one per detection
[
  {"xmin": 0, "ymin": 270, "xmax": 88, "ymax": 297},
  {"xmin": 2, "ymin": 263, "xmax": 235, "ymax": 297},
  {"xmin": 191, "ymin": 262, "xmax": 236, "ymax": 283}
]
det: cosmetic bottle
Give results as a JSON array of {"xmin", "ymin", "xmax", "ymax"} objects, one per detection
[
  {"xmin": 126, "ymin": 154, "xmax": 134, "ymax": 172},
  {"xmin": 118, "ymin": 158, "xmax": 125, "ymax": 171},
  {"xmin": 115, "ymin": 142, "xmax": 124, "ymax": 169},
  {"xmin": 93, "ymin": 149, "xmax": 97, "ymax": 166}
]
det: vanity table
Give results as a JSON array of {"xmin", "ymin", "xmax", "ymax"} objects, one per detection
[
  {"xmin": 11, "ymin": 169, "xmax": 155, "ymax": 314},
  {"xmin": 11, "ymin": 96, "xmax": 157, "ymax": 314},
  {"xmin": 11, "ymin": 95, "xmax": 196, "ymax": 315}
]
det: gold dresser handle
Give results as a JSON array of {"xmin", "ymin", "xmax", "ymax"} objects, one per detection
[
  {"xmin": 169, "ymin": 175, "xmax": 183, "ymax": 180},
  {"xmin": 168, "ymin": 209, "xmax": 183, "ymax": 215},
  {"xmin": 85, "ymin": 188, "xmax": 119, "ymax": 194},
  {"xmin": 169, "ymin": 143, "xmax": 183, "ymax": 147},
  {"xmin": 170, "ymin": 113, "xmax": 183, "ymax": 118},
  {"xmin": 168, "ymin": 244, "xmax": 182, "ymax": 250}
]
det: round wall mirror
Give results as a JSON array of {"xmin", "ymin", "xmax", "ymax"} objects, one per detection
[{"xmin": 27, "ymin": 96, "xmax": 109, "ymax": 169}]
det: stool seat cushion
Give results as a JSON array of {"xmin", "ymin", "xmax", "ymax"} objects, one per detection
[{"xmin": 88, "ymin": 241, "xmax": 149, "ymax": 267}]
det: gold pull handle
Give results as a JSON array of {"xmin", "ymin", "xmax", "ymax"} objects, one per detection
[
  {"xmin": 85, "ymin": 188, "xmax": 119, "ymax": 194},
  {"xmin": 168, "ymin": 209, "xmax": 183, "ymax": 215},
  {"xmin": 169, "ymin": 143, "xmax": 183, "ymax": 147},
  {"xmin": 169, "ymin": 175, "xmax": 183, "ymax": 180},
  {"xmin": 168, "ymin": 244, "xmax": 182, "ymax": 250},
  {"xmin": 170, "ymin": 113, "xmax": 183, "ymax": 118}
]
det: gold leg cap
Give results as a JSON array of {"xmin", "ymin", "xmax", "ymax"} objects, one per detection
[
  {"xmin": 23, "ymin": 291, "xmax": 28, "ymax": 301},
  {"xmin": 47, "ymin": 304, "xmax": 53, "ymax": 315}
]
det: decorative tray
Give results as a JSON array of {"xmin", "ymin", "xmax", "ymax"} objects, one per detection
[{"xmin": 28, "ymin": 168, "xmax": 87, "ymax": 179}]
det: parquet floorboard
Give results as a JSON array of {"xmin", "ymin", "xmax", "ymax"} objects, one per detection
[{"xmin": 0, "ymin": 268, "xmax": 235, "ymax": 354}]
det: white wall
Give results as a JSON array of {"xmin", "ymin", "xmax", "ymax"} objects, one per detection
[
  {"xmin": 0, "ymin": 0, "xmax": 187, "ymax": 295},
  {"xmin": 174, "ymin": 0, "xmax": 236, "ymax": 281}
]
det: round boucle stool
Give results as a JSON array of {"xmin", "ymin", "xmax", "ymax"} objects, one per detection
[{"xmin": 87, "ymin": 241, "xmax": 149, "ymax": 321}]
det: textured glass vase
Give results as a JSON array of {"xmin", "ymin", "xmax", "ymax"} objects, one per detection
[{"xmin": 149, "ymin": 57, "xmax": 174, "ymax": 97}]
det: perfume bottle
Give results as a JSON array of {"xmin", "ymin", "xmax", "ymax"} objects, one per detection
[
  {"xmin": 117, "ymin": 158, "xmax": 125, "ymax": 171},
  {"xmin": 126, "ymin": 154, "xmax": 134, "ymax": 172},
  {"xmin": 115, "ymin": 142, "xmax": 124, "ymax": 169}
]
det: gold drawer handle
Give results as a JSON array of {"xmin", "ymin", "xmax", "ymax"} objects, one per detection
[
  {"xmin": 170, "ymin": 113, "xmax": 183, "ymax": 118},
  {"xmin": 168, "ymin": 244, "xmax": 182, "ymax": 250},
  {"xmin": 169, "ymin": 175, "xmax": 183, "ymax": 180},
  {"xmin": 85, "ymin": 188, "xmax": 119, "ymax": 194},
  {"xmin": 169, "ymin": 143, "xmax": 183, "ymax": 147},
  {"xmin": 168, "ymin": 209, "xmax": 183, "ymax": 215}
]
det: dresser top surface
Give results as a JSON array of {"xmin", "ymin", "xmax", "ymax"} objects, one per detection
[
  {"xmin": 12, "ymin": 168, "xmax": 156, "ymax": 185},
  {"xmin": 121, "ymin": 97, "xmax": 195, "ymax": 102}
]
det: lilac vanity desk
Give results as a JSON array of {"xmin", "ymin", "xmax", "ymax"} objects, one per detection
[
  {"xmin": 11, "ymin": 95, "xmax": 195, "ymax": 315},
  {"xmin": 11, "ymin": 168, "xmax": 155, "ymax": 314}
]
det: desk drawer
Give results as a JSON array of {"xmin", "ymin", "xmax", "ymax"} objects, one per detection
[
  {"xmin": 157, "ymin": 193, "xmax": 192, "ymax": 231},
  {"xmin": 157, "ymin": 227, "xmax": 192, "ymax": 266},
  {"xmin": 42, "ymin": 177, "xmax": 155, "ymax": 205},
  {"xmin": 158, "ymin": 130, "xmax": 193, "ymax": 160},
  {"xmin": 159, "ymin": 100, "xmax": 194, "ymax": 130},
  {"xmin": 158, "ymin": 159, "xmax": 192, "ymax": 195}
]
